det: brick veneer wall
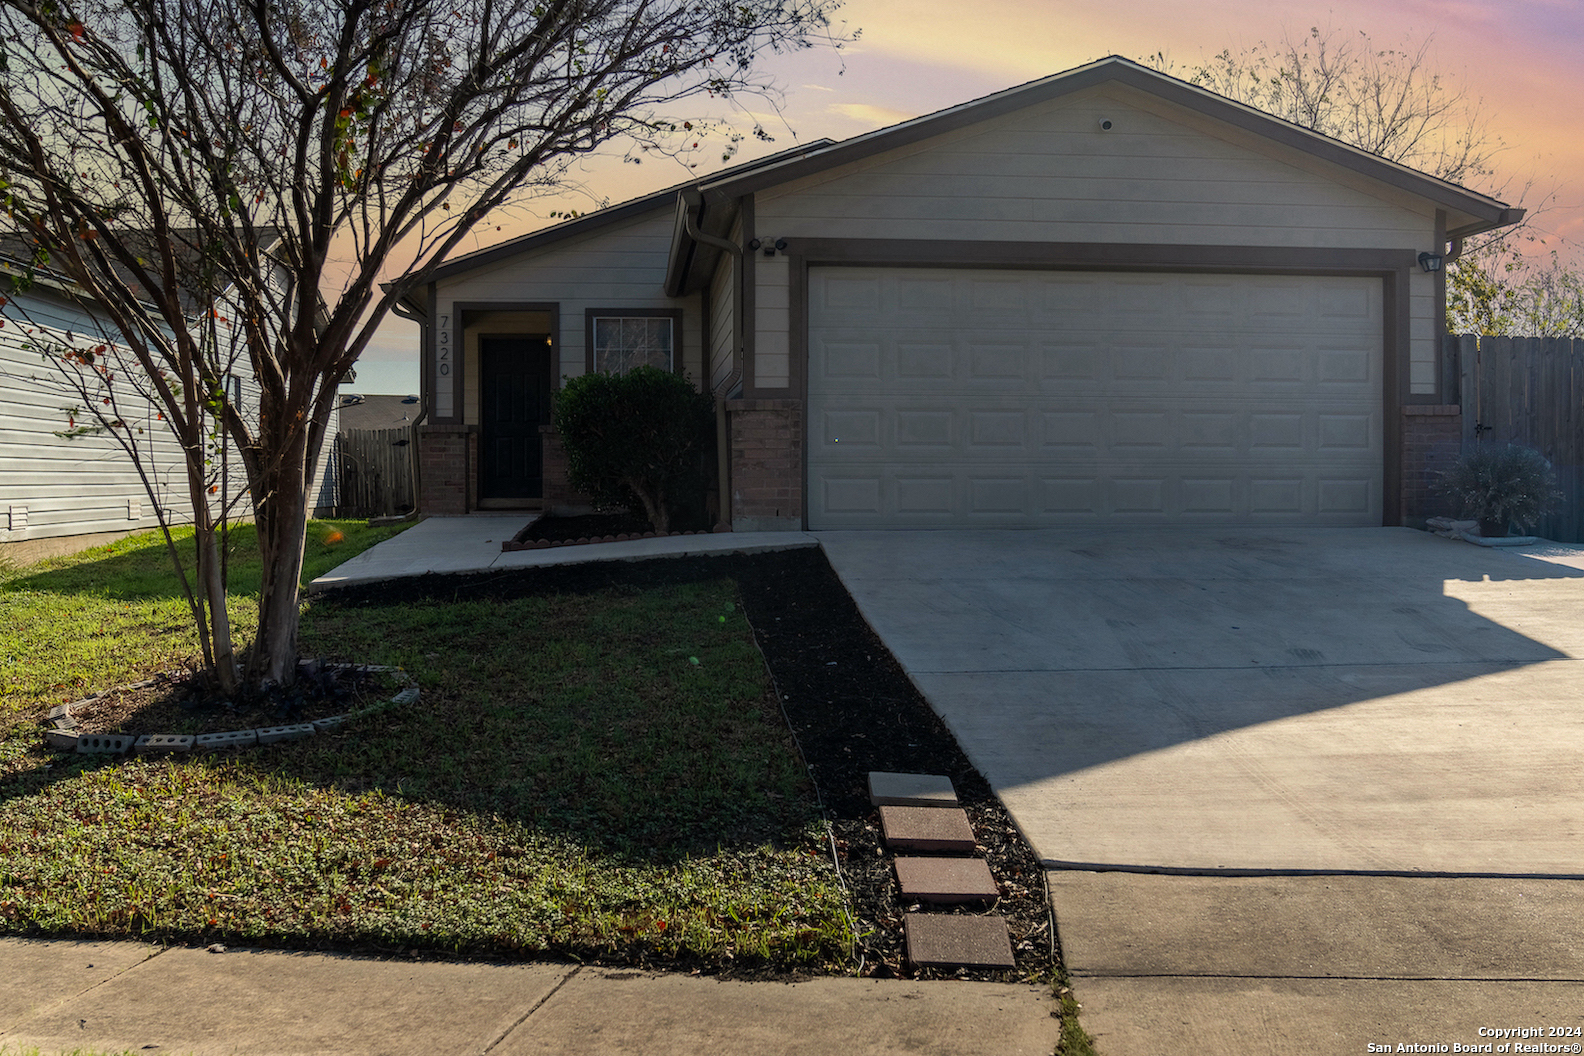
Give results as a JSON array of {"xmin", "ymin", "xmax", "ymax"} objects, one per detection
[
  {"xmin": 1401, "ymin": 404, "xmax": 1463, "ymax": 524},
  {"xmin": 539, "ymin": 424, "xmax": 585, "ymax": 508},
  {"xmin": 418, "ymin": 427, "xmax": 468, "ymax": 515},
  {"xmin": 728, "ymin": 398, "xmax": 802, "ymax": 531}
]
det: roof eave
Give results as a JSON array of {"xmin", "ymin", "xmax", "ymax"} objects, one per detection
[
  {"xmin": 664, "ymin": 187, "xmax": 742, "ymax": 297},
  {"xmin": 695, "ymin": 56, "xmax": 1518, "ymax": 231}
]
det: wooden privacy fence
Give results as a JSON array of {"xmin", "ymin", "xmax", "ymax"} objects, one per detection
[
  {"xmin": 1448, "ymin": 334, "xmax": 1584, "ymax": 542},
  {"xmin": 334, "ymin": 426, "xmax": 416, "ymax": 519}
]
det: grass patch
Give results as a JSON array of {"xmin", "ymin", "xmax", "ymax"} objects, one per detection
[
  {"xmin": 0, "ymin": 520, "xmax": 407, "ymax": 727},
  {"xmin": 0, "ymin": 527, "xmax": 849, "ymax": 970}
]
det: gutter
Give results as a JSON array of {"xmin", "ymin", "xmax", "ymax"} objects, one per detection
[{"xmin": 1446, "ymin": 207, "xmax": 1527, "ymax": 258}]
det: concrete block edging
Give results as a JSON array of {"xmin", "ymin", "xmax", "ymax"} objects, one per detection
[{"xmin": 44, "ymin": 663, "xmax": 419, "ymax": 756}]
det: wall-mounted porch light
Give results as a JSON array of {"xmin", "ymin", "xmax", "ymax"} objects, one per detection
[{"xmin": 1418, "ymin": 252, "xmax": 1444, "ymax": 273}]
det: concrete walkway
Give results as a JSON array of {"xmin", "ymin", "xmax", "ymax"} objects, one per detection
[
  {"xmin": 0, "ymin": 938, "xmax": 1058, "ymax": 1055},
  {"xmin": 819, "ymin": 527, "xmax": 1584, "ymax": 1054},
  {"xmin": 309, "ymin": 515, "xmax": 818, "ymax": 590}
]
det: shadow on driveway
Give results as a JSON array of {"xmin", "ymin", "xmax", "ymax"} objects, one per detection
[{"xmin": 818, "ymin": 527, "xmax": 1584, "ymax": 876}]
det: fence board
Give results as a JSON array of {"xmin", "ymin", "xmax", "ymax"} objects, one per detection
[
  {"xmin": 1451, "ymin": 334, "xmax": 1584, "ymax": 542},
  {"xmin": 334, "ymin": 426, "xmax": 416, "ymax": 518}
]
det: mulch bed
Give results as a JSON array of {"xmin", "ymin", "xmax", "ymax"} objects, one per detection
[
  {"xmin": 510, "ymin": 511, "xmax": 655, "ymax": 545},
  {"xmin": 323, "ymin": 546, "xmax": 1060, "ymax": 983}
]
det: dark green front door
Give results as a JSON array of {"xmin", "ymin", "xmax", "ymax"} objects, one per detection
[{"xmin": 479, "ymin": 335, "xmax": 551, "ymax": 500}]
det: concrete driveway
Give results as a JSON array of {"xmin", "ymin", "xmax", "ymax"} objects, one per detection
[{"xmin": 818, "ymin": 527, "xmax": 1584, "ymax": 1053}]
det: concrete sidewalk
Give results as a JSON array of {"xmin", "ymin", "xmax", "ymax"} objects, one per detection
[
  {"xmin": 0, "ymin": 938, "xmax": 1059, "ymax": 1056},
  {"xmin": 309, "ymin": 515, "xmax": 818, "ymax": 590}
]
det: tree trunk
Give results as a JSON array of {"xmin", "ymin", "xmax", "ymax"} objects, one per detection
[
  {"xmin": 195, "ymin": 518, "xmax": 240, "ymax": 694},
  {"xmin": 250, "ymin": 428, "xmax": 312, "ymax": 687},
  {"xmin": 627, "ymin": 477, "xmax": 669, "ymax": 534},
  {"xmin": 181, "ymin": 439, "xmax": 239, "ymax": 695}
]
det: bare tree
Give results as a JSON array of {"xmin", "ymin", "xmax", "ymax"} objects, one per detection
[
  {"xmin": 1146, "ymin": 26, "xmax": 1574, "ymax": 337},
  {"xmin": 1152, "ymin": 26, "xmax": 1502, "ymax": 187},
  {"xmin": 0, "ymin": 0, "xmax": 840, "ymax": 691}
]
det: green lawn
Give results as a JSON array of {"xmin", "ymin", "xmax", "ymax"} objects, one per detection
[{"xmin": 0, "ymin": 523, "xmax": 849, "ymax": 969}]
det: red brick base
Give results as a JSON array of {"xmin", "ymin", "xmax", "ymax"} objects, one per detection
[
  {"xmin": 418, "ymin": 427, "xmax": 468, "ymax": 515},
  {"xmin": 1401, "ymin": 404, "xmax": 1463, "ymax": 524},
  {"xmin": 420, "ymin": 424, "xmax": 591, "ymax": 515},
  {"xmin": 727, "ymin": 398, "xmax": 802, "ymax": 531},
  {"xmin": 539, "ymin": 425, "xmax": 580, "ymax": 506}
]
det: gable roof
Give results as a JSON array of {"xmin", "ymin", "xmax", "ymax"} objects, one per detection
[
  {"xmin": 418, "ymin": 55, "xmax": 1524, "ymax": 305},
  {"xmin": 422, "ymin": 138, "xmax": 838, "ymax": 285},
  {"xmin": 692, "ymin": 56, "xmax": 1520, "ymax": 237}
]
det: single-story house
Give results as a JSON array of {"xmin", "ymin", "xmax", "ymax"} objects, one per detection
[{"xmin": 403, "ymin": 55, "xmax": 1520, "ymax": 531}]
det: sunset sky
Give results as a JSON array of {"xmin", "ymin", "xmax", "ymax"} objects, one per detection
[{"xmin": 349, "ymin": 0, "xmax": 1582, "ymax": 394}]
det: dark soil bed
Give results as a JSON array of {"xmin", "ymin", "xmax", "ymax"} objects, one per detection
[{"xmin": 324, "ymin": 547, "xmax": 1059, "ymax": 983}]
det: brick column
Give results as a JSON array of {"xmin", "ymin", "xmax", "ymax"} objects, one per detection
[
  {"xmin": 727, "ymin": 398, "xmax": 802, "ymax": 531},
  {"xmin": 418, "ymin": 426, "xmax": 469, "ymax": 515},
  {"xmin": 1401, "ymin": 405, "xmax": 1463, "ymax": 524}
]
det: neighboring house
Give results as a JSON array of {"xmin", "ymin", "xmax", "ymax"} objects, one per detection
[
  {"xmin": 0, "ymin": 255, "xmax": 338, "ymax": 563},
  {"xmin": 402, "ymin": 56, "xmax": 1521, "ymax": 530}
]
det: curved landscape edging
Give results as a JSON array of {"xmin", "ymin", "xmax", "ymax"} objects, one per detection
[{"xmin": 41, "ymin": 663, "xmax": 419, "ymax": 757}]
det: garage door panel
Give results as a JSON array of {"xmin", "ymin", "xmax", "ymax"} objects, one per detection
[
  {"xmin": 816, "ymin": 401, "xmax": 1382, "ymax": 463},
  {"xmin": 813, "ymin": 467, "xmax": 1382, "ymax": 527},
  {"xmin": 807, "ymin": 268, "xmax": 1383, "ymax": 528}
]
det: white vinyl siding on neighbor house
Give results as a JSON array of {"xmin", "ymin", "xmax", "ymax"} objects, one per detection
[
  {"xmin": 434, "ymin": 209, "xmax": 703, "ymax": 422},
  {"xmin": 1, "ymin": 292, "xmax": 337, "ymax": 548},
  {"xmin": 806, "ymin": 267, "xmax": 1383, "ymax": 528},
  {"xmin": 753, "ymin": 82, "xmax": 1440, "ymax": 395}
]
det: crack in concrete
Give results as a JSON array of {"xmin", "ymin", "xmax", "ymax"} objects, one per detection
[
  {"xmin": 479, "ymin": 964, "xmax": 582, "ymax": 1054},
  {"xmin": 0, "ymin": 942, "xmax": 165, "ymax": 1037}
]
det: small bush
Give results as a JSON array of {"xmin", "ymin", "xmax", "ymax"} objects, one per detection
[
  {"xmin": 553, "ymin": 367, "xmax": 715, "ymax": 533},
  {"xmin": 1439, "ymin": 443, "xmax": 1562, "ymax": 536}
]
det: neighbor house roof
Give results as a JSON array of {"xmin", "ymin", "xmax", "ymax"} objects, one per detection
[{"xmin": 336, "ymin": 393, "xmax": 422, "ymax": 432}]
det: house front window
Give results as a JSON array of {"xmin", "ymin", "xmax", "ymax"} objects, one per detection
[{"xmin": 589, "ymin": 313, "xmax": 676, "ymax": 374}]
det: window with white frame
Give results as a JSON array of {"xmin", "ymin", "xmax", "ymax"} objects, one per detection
[{"xmin": 591, "ymin": 314, "xmax": 674, "ymax": 374}]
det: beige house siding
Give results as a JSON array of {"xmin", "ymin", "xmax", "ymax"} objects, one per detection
[
  {"xmin": 751, "ymin": 82, "xmax": 1442, "ymax": 396},
  {"xmin": 1408, "ymin": 269, "xmax": 1438, "ymax": 394},
  {"xmin": 754, "ymin": 254, "xmax": 791, "ymax": 389},
  {"xmin": 433, "ymin": 209, "xmax": 704, "ymax": 424}
]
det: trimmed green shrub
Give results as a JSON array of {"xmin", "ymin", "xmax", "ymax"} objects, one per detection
[
  {"xmin": 1439, "ymin": 443, "xmax": 1562, "ymax": 536},
  {"xmin": 553, "ymin": 366, "xmax": 716, "ymax": 533}
]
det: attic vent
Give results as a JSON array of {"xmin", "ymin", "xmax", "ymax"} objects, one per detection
[{"xmin": 8, "ymin": 505, "xmax": 27, "ymax": 531}]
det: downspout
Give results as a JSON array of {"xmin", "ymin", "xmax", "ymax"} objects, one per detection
[
  {"xmin": 683, "ymin": 195, "xmax": 743, "ymax": 530},
  {"xmin": 392, "ymin": 296, "xmax": 429, "ymax": 520}
]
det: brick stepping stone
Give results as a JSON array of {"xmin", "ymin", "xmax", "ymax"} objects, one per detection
[
  {"xmin": 868, "ymin": 771, "xmax": 958, "ymax": 807},
  {"xmin": 895, "ymin": 856, "xmax": 999, "ymax": 903},
  {"xmin": 878, "ymin": 804, "xmax": 976, "ymax": 854},
  {"xmin": 904, "ymin": 914, "xmax": 1015, "ymax": 969}
]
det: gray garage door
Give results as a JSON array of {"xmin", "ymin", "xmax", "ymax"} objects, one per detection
[{"xmin": 806, "ymin": 267, "xmax": 1384, "ymax": 529}]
